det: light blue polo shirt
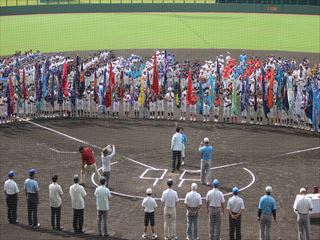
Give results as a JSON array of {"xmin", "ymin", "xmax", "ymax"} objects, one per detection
[
  {"xmin": 94, "ymin": 185, "xmax": 111, "ymax": 211},
  {"xmin": 199, "ymin": 145, "xmax": 213, "ymax": 161},
  {"xmin": 258, "ymin": 195, "xmax": 276, "ymax": 215},
  {"xmin": 24, "ymin": 178, "xmax": 39, "ymax": 193}
]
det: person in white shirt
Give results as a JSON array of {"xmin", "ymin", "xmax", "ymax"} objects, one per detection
[
  {"xmin": 161, "ymin": 179, "xmax": 179, "ymax": 240},
  {"xmin": 227, "ymin": 187, "xmax": 245, "ymax": 240},
  {"xmin": 69, "ymin": 175, "xmax": 87, "ymax": 234},
  {"xmin": 171, "ymin": 127, "xmax": 183, "ymax": 173},
  {"xmin": 49, "ymin": 175, "xmax": 63, "ymax": 230},
  {"xmin": 94, "ymin": 177, "xmax": 111, "ymax": 237},
  {"xmin": 206, "ymin": 179, "xmax": 225, "ymax": 240},
  {"xmin": 184, "ymin": 183, "xmax": 202, "ymax": 240},
  {"xmin": 101, "ymin": 144, "xmax": 115, "ymax": 187},
  {"xmin": 293, "ymin": 188, "xmax": 313, "ymax": 240},
  {"xmin": 3, "ymin": 170, "xmax": 19, "ymax": 224},
  {"xmin": 141, "ymin": 188, "xmax": 158, "ymax": 240}
]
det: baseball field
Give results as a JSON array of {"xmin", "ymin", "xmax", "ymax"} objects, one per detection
[
  {"xmin": 1, "ymin": 7, "xmax": 320, "ymax": 240},
  {"xmin": 1, "ymin": 12, "xmax": 320, "ymax": 56}
]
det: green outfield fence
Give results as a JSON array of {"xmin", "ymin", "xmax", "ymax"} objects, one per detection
[{"xmin": 1, "ymin": 0, "xmax": 319, "ymax": 6}]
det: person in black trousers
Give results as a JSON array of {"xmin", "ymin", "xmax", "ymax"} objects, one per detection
[
  {"xmin": 24, "ymin": 169, "xmax": 40, "ymax": 229},
  {"xmin": 4, "ymin": 170, "xmax": 19, "ymax": 224},
  {"xmin": 49, "ymin": 175, "xmax": 64, "ymax": 230},
  {"xmin": 69, "ymin": 175, "xmax": 87, "ymax": 234}
]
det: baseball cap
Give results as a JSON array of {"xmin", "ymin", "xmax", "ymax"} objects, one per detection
[
  {"xmin": 265, "ymin": 186, "xmax": 272, "ymax": 193},
  {"xmin": 8, "ymin": 170, "xmax": 14, "ymax": 177},
  {"xmin": 146, "ymin": 188, "xmax": 152, "ymax": 194},
  {"xmin": 232, "ymin": 187, "xmax": 239, "ymax": 194},
  {"xmin": 204, "ymin": 137, "xmax": 209, "ymax": 143},
  {"xmin": 103, "ymin": 145, "xmax": 112, "ymax": 153},
  {"xmin": 213, "ymin": 179, "xmax": 219, "ymax": 186},
  {"xmin": 300, "ymin": 188, "xmax": 306, "ymax": 194},
  {"xmin": 29, "ymin": 169, "xmax": 36, "ymax": 176}
]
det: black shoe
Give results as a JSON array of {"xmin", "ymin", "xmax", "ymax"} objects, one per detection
[
  {"xmin": 77, "ymin": 230, "xmax": 85, "ymax": 234},
  {"xmin": 171, "ymin": 170, "xmax": 175, "ymax": 173},
  {"xmin": 56, "ymin": 226, "xmax": 64, "ymax": 231},
  {"xmin": 9, "ymin": 220, "xmax": 19, "ymax": 224},
  {"xmin": 32, "ymin": 223, "xmax": 40, "ymax": 229}
]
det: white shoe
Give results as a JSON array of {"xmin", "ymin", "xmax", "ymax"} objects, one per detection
[
  {"xmin": 214, "ymin": 118, "xmax": 218, "ymax": 122},
  {"xmin": 161, "ymin": 116, "xmax": 164, "ymax": 119},
  {"xmin": 180, "ymin": 116, "xmax": 183, "ymax": 121},
  {"xmin": 193, "ymin": 118, "xmax": 196, "ymax": 122},
  {"xmin": 158, "ymin": 116, "xmax": 160, "ymax": 119},
  {"xmin": 190, "ymin": 117, "xmax": 193, "ymax": 121},
  {"xmin": 142, "ymin": 233, "xmax": 147, "ymax": 239},
  {"xmin": 183, "ymin": 117, "xmax": 185, "ymax": 121},
  {"xmin": 207, "ymin": 118, "xmax": 209, "ymax": 122},
  {"xmin": 181, "ymin": 161, "xmax": 185, "ymax": 166},
  {"xmin": 152, "ymin": 234, "xmax": 158, "ymax": 239},
  {"xmin": 203, "ymin": 119, "xmax": 206, "ymax": 122}
]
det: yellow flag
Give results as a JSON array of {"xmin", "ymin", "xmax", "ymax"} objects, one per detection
[{"xmin": 138, "ymin": 76, "xmax": 145, "ymax": 107}]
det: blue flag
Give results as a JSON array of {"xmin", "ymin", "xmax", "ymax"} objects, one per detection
[
  {"xmin": 209, "ymin": 74, "xmax": 215, "ymax": 110},
  {"xmin": 198, "ymin": 84, "xmax": 203, "ymax": 115}
]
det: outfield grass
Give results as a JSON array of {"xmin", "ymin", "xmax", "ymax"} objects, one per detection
[{"xmin": 0, "ymin": 13, "xmax": 319, "ymax": 56}]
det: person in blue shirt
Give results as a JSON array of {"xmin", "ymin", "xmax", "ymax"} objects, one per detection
[
  {"xmin": 198, "ymin": 137, "xmax": 213, "ymax": 186},
  {"xmin": 24, "ymin": 169, "xmax": 40, "ymax": 229},
  {"xmin": 181, "ymin": 127, "xmax": 187, "ymax": 166},
  {"xmin": 239, "ymin": 50, "xmax": 247, "ymax": 64},
  {"xmin": 257, "ymin": 186, "xmax": 277, "ymax": 240}
]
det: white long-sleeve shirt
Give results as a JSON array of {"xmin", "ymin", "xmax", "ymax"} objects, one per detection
[
  {"xmin": 171, "ymin": 132, "xmax": 183, "ymax": 151},
  {"xmin": 101, "ymin": 146, "xmax": 115, "ymax": 173}
]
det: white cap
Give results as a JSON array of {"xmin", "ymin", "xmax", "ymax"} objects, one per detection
[
  {"xmin": 204, "ymin": 137, "xmax": 209, "ymax": 143},
  {"xmin": 146, "ymin": 188, "xmax": 152, "ymax": 194},
  {"xmin": 191, "ymin": 183, "xmax": 197, "ymax": 190},
  {"xmin": 265, "ymin": 186, "xmax": 272, "ymax": 193},
  {"xmin": 103, "ymin": 145, "xmax": 112, "ymax": 153},
  {"xmin": 300, "ymin": 188, "xmax": 306, "ymax": 193}
]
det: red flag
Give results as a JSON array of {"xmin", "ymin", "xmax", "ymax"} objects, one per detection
[
  {"xmin": 152, "ymin": 51, "xmax": 159, "ymax": 96},
  {"xmin": 62, "ymin": 60, "xmax": 68, "ymax": 97},
  {"xmin": 267, "ymin": 69, "xmax": 274, "ymax": 108},
  {"xmin": 106, "ymin": 64, "xmax": 114, "ymax": 108},
  {"xmin": 9, "ymin": 75, "xmax": 15, "ymax": 114},
  {"xmin": 105, "ymin": 86, "xmax": 112, "ymax": 108},
  {"xmin": 93, "ymin": 71, "xmax": 98, "ymax": 103},
  {"xmin": 22, "ymin": 68, "xmax": 27, "ymax": 99},
  {"xmin": 109, "ymin": 63, "xmax": 115, "ymax": 91},
  {"xmin": 187, "ymin": 69, "xmax": 192, "ymax": 105}
]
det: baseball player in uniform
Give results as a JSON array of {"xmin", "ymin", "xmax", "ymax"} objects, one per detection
[
  {"xmin": 123, "ymin": 90, "xmax": 131, "ymax": 118},
  {"xmin": 165, "ymin": 87, "xmax": 174, "ymax": 120},
  {"xmin": 180, "ymin": 90, "xmax": 187, "ymax": 121},
  {"xmin": 157, "ymin": 90, "xmax": 164, "ymax": 119}
]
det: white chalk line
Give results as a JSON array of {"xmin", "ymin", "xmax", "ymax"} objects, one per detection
[
  {"xmin": 26, "ymin": 120, "xmax": 256, "ymax": 201},
  {"xmin": 283, "ymin": 146, "xmax": 320, "ymax": 156},
  {"xmin": 25, "ymin": 120, "xmax": 156, "ymax": 169},
  {"xmin": 91, "ymin": 165, "xmax": 256, "ymax": 201},
  {"xmin": 36, "ymin": 143, "xmax": 77, "ymax": 154},
  {"xmin": 139, "ymin": 168, "xmax": 168, "ymax": 186}
]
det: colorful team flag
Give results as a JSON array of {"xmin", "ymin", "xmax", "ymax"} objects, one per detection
[{"xmin": 152, "ymin": 50, "xmax": 159, "ymax": 96}]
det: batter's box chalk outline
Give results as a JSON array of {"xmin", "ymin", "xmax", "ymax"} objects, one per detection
[
  {"xmin": 178, "ymin": 162, "xmax": 247, "ymax": 188},
  {"xmin": 140, "ymin": 168, "xmax": 168, "ymax": 186}
]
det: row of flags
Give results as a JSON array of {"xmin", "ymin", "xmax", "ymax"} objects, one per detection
[{"xmin": 3, "ymin": 51, "xmax": 320, "ymax": 130}]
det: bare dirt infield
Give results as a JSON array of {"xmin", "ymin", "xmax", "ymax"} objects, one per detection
[
  {"xmin": 0, "ymin": 117, "xmax": 319, "ymax": 240},
  {"xmin": 55, "ymin": 49, "xmax": 320, "ymax": 65}
]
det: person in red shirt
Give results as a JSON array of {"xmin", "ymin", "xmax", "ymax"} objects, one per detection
[{"xmin": 79, "ymin": 146, "xmax": 101, "ymax": 186}]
